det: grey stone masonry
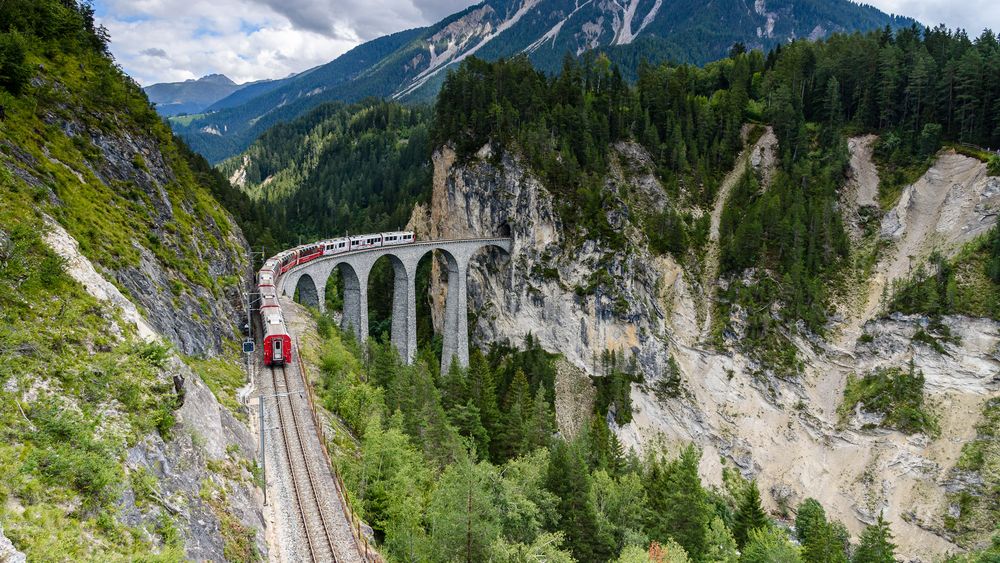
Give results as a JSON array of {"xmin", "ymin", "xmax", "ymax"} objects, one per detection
[{"xmin": 278, "ymin": 238, "xmax": 511, "ymax": 373}]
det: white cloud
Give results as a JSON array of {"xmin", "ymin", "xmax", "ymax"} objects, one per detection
[
  {"xmin": 94, "ymin": 0, "xmax": 473, "ymax": 85},
  {"xmin": 860, "ymin": 0, "xmax": 1000, "ymax": 37}
]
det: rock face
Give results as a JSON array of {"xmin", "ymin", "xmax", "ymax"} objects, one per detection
[
  {"xmin": 7, "ymin": 105, "xmax": 249, "ymax": 356},
  {"xmin": 122, "ymin": 358, "xmax": 266, "ymax": 560},
  {"xmin": 45, "ymin": 217, "xmax": 266, "ymax": 560},
  {"xmin": 413, "ymin": 142, "xmax": 675, "ymax": 377},
  {"xmin": 0, "ymin": 523, "xmax": 26, "ymax": 563},
  {"xmin": 415, "ymin": 140, "xmax": 1000, "ymax": 559}
]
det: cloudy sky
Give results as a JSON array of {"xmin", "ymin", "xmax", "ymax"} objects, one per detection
[{"xmin": 94, "ymin": 0, "xmax": 1000, "ymax": 86}]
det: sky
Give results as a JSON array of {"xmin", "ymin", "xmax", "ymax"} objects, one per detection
[{"xmin": 94, "ymin": 0, "xmax": 1000, "ymax": 87}]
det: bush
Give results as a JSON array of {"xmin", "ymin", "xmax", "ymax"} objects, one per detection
[
  {"xmin": 988, "ymin": 155, "xmax": 1000, "ymax": 177},
  {"xmin": 839, "ymin": 364, "xmax": 938, "ymax": 435},
  {"xmin": 0, "ymin": 31, "xmax": 31, "ymax": 95}
]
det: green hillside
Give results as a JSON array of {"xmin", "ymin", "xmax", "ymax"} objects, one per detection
[{"xmin": 0, "ymin": 0, "xmax": 274, "ymax": 557}]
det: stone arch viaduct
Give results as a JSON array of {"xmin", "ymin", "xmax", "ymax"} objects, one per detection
[{"xmin": 278, "ymin": 238, "xmax": 512, "ymax": 372}]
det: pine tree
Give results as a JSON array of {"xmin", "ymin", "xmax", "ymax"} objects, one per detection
[
  {"xmin": 704, "ymin": 516, "xmax": 739, "ymax": 563},
  {"xmin": 795, "ymin": 498, "xmax": 827, "ymax": 545},
  {"xmin": 499, "ymin": 369, "xmax": 532, "ymax": 461},
  {"xmin": 527, "ymin": 387, "xmax": 554, "ymax": 451},
  {"xmin": 469, "ymin": 349, "xmax": 502, "ymax": 452},
  {"xmin": 852, "ymin": 513, "xmax": 896, "ymax": 563},
  {"xmin": 741, "ymin": 526, "xmax": 802, "ymax": 563},
  {"xmin": 733, "ymin": 480, "xmax": 769, "ymax": 548},
  {"xmin": 546, "ymin": 440, "xmax": 611, "ymax": 562},
  {"xmin": 441, "ymin": 356, "xmax": 469, "ymax": 412},
  {"xmin": 427, "ymin": 451, "xmax": 500, "ymax": 562},
  {"xmin": 645, "ymin": 445, "xmax": 711, "ymax": 560}
]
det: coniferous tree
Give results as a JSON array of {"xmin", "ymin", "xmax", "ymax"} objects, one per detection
[
  {"xmin": 795, "ymin": 498, "xmax": 827, "ymax": 545},
  {"xmin": 499, "ymin": 369, "xmax": 532, "ymax": 461},
  {"xmin": 427, "ymin": 450, "xmax": 500, "ymax": 562},
  {"xmin": 469, "ymin": 349, "xmax": 502, "ymax": 455},
  {"xmin": 704, "ymin": 516, "xmax": 739, "ymax": 563},
  {"xmin": 645, "ymin": 445, "xmax": 711, "ymax": 560},
  {"xmin": 733, "ymin": 480, "xmax": 769, "ymax": 548},
  {"xmin": 527, "ymin": 387, "xmax": 555, "ymax": 451},
  {"xmin": 741, "ymin": 526, "xmax": 803, "ymax": 563},
  {"xmin": 852, "ymin": 513, "xmax": 896, "ymax": 563},
  {"xmin": 546, "ymin": 440, "xmax": 612, "ymax": 562}
]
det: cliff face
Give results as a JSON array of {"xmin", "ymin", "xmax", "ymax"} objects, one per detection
[{"xmin": 413, "ymin": 139, "xmax": 1000, "ymax": 559}]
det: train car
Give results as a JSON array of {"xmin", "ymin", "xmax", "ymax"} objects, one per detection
[
  {"xmin": 296, "ymin": 243, "xmax": 323, "ymax": 266},
  {"xmin": 350, "ymin": 233, "xmax": 383, "ymax": 251},
  {"xmin": 323, "ymin": 238, "xmax": 349, "ymax": 256},
  {"xmin": 279, "ymin": 251, "xmax": 296, "ymax": 274},
  {"xmin": 259, "ymin": 286, "xmax": 281, "ymax": 311},
  {"xmin": 258, "ymin": 258, "xmax": 279, "ymax": 285},
  {"xmin": 258, "ymin": 271, "xmax": 274, "ymax": 288},
  {"xmin": 262, "ymin": 310, "xmax": 292, "ymax": 366},
  {"xmin": 382, "ymin": 231, "xmax": 415, "ymax": 247}
]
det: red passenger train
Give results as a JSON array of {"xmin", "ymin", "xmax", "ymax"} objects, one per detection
[{"xmin": 257, "ymin": 232, "xmax": 415, "ymax": 366}]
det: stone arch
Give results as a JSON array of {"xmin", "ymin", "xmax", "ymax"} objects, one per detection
[{"xmin": 293, "ymin": 273, "xmax": 320, "ymax": 309}]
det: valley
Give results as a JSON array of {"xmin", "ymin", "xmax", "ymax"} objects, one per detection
[{"xmin": 2, "ymin": 0, "xmax": 1000, "ymax": 561}]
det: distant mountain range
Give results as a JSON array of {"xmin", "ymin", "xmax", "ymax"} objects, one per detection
[
  {"xmin": 143, "ymin": 73, "xmax": 287, "ymax": 117},
  {"xmin": 169, "ymin": 0, "xmax": 916, "ymax": 163}
]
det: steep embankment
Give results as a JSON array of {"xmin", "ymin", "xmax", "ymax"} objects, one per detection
[
  {"xmin": 414, "ymin": 136, "xmax": 1000, "ymax": 559},
  {"xmin": 0, "ymin": 2, "xmax": 265, "ymax": 558},
  {"xmin": 837, "ymin": 148, "xmax": 1000, "ymax": 348}
]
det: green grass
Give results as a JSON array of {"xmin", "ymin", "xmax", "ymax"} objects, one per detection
[
  {"xmin": 838, "ymin": 365, "xmax": 938, "ymax": 435},
  {"xmin": 947, "ymin": 142, "xmax": 995, "ymax": 163},
  {"xmin": 186, "ymin": 355, "xmax": 249, "ymax": 420},
  {"xmin": 889, "ymin": 235, "xmax": 1000, "ymax": 321},
  {"xmin": 874, "ymin": 151, "xmax": 933, "ymax": 210},
  {"xmin": 0, "ymin": 184, "xmax": 183, "ymax": 558},
  {"xmin": 946, "ymin": 398, "xmax": 1000, "ymax": 548},
  {"xmin": 0, "ymin": 14, "xmax": 250, "ymax": 557},
  {"xmin": 168, "ymin": 112, "xmax": 207, "ymax": 127}
]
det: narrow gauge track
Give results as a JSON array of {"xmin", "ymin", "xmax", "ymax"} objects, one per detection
[{"xmin": 272, "ymin": 364, "xmax": 340, "ymax": 562}]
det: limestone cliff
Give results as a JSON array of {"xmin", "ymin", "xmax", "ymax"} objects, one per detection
[{"xmin": 411, "ymin": 138, "xmax": 1000, "ymax": 559}]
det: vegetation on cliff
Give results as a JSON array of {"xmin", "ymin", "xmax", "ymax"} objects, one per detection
[{"xmin": 0, "ymin": 0, "xmax": 273, "ymax": 557}]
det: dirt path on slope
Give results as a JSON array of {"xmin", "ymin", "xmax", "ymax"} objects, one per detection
[
  {"xmin": 841, "ymin": 135, "xmax": 880, "ymax": 241},
  {"xmin": 700, "ymin": 126, "xmax": 778, "ymax": 339},
  {"xmin": 836, "ymin": 152, "xmax": 986, "ymax": 348}
]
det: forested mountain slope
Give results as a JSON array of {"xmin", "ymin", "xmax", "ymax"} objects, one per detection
[
  {"xmin": 0, "ymin": 1, "xmax": 274, "ymax": 558},
  {"xmin": 174, "ymin": 0, "xmax": 913, "ymax": 163}
]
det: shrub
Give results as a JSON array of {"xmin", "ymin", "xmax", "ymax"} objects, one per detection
[
  {"xmin": 988, "ymin": 155, "xmax": 1000, "ymax": 177},
  {"xmin": 839, "ymin": 364, "xmax": 938, "ymax": 435},
  {"xmin": 0, "ymin": 32, "xmax": 31, "ymax": 95}
]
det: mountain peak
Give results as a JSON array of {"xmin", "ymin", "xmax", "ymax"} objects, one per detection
[{"xmin": 197, "ymin": 73, "xmax": 236, "ymax": 85}]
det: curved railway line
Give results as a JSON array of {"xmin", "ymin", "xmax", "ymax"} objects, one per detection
[{"xmin": 270, "ymin": 364, "xmax": 345, "ymax": 562}]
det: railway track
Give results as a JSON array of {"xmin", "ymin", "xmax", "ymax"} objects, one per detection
[{"xmin": 271, "ymin": 364, "xmax": 340, "ymax": 562}]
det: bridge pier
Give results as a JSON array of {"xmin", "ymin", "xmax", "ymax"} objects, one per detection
[
  {"xmin": 340, "ymin": 264, "xmax": 368, "ymax": 344},
  {"xmin": 389, "ymin": 256, "xmax": 418, "ymax": 364},
  {"xmin": 440, "ymin": 256, "xmax": 469, "ymax": 374}
]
